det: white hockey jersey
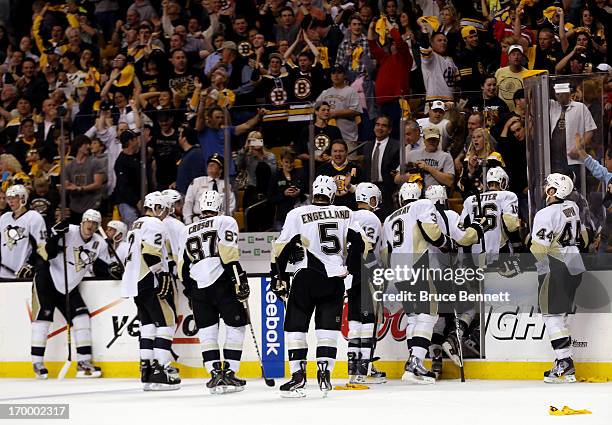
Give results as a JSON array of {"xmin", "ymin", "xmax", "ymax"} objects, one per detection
[
  {"xmin": 0, "ymin": 210, "xmax": 47, "ymax": 278},
  {"xmin": 530, "ymin": 200, "xmax": 586, "ymax": 276},
  {"xmin": 163, "ymin": 215, "xmax": 185, "ymax": 267},
  {"xmin": 353, "ymin": 209, "xmax": 382, "ymax": 263},
  {"xmin": 178, "ymin": 215, "xmax": 239, "ymax": 289},
  {"xmin": 49, "ymin": 225, "xmax": 108, "ymax": 294},
  {"xmin": 460, "ymin": 190, "xmax": 519, "ymax": 255},
  {"xmin": 273, "ymin": 204, "xmax": 363, "ymax": 278},
  {"xmin": 121, "ymin": 216, "xmax": 169, "ymax": 297}
]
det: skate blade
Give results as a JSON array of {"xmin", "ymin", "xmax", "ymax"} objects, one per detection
[
  {"xmin": 365, "ymin": 376, "xmax": 387, "ymax": 384},
  {"xmin": 143, "ymin": 383, "xmax": 152, "ymax": 391},
  {"xmin": 209, "ymin": 385, "xmax": 245, "ymax": 395},
  {"xmin": 544, "ymin": 375, "xmax": 577, "ymax": 384},
  {"xmin": 35, "ymin": 374, "xmax": 48, "ymax": 380},
  {"xmin": 320, "ymin": 388, "xmax": 330, "ymax": 398},
  {"xmin": 442, "ymin": 343, "xmax": 463, "ymax": 367},
  {"xmin": 280, "ymin": 389, "xmax": 306, "ymax": 398},
  {"xmin": 334, "ymin": 383, "xmax": 369, "ymax": 390},
  {"xmin": 401, "ymin": 372, "xmax": 436, "ymax": 385},
  {"xmin": 148, "ymin": 383, "xmax": 181, "ymax": 391},
  {"xmin": 76, "ymin": 371, "xmax": 102, "ymax": 379}
]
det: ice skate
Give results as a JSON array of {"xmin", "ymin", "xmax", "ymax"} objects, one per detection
[
  {"xmin": 442, "ymin": 331, "xmax": 463, "ymax": 367},
  {"xmin": 364, "ymin": 358, "xmax": 387, "ymax": 384},
  {"xmin": 335, "ymin": 354, "xmax": 369, "ymax": 390},
  {"xmin": 141, "ymin": 360, "xmax": 153, "ymax": 391},
  {"xmin": 149, "ymin": 360, "xmax": 181, "ymax": 391},
  {"xmin": 76, "ymin": 360, "xmax": 102, "ymax": 378},
  {"xmin": 402, "ymin": 355, "xmax": 436, "ymax": 384},
  {"xmin": 544, "ymin": 358, "xmax": 576, "ymax": 384},
  {"xmin": 33, "ymin": 362, "xmax": 48, "ymax": 380},
  {"xmin": 317, "ymin": 361, "xmax": 332, "ymax": 396},
  {"xmin": 430, "ymin": 346, "xmax": 443, "ymax": 379},
  {"xmin": 280, "ymin": 361, "xmax": 307, "ymax": 398}
]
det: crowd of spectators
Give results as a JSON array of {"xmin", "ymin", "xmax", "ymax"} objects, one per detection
[{"xmin": 0, "ymin": 0, "xmax": 610, "ymax": 248}]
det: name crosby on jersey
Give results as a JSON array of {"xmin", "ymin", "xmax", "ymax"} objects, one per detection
[
  {"xmin": 188, "ymin": 220, "xmax": 215, "ymax": 234},
  {"xmin": 301, "ymin": 209, "xmax": 350, "ymax": 224}
]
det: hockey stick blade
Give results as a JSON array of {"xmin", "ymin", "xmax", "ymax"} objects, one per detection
[{"xmin": 57, "ymin": 360, "xmax": 71, "ymax": 380}]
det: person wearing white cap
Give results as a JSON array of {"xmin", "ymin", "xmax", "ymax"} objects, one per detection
[
  {"xmin": 549, "ymin": 81, "xmax": 597, "ymax": 188},
  {"xmin": 416, "ymin": 100, "xmax": 453, "ymax": 150},
  {"xmin": 236, "ymin": 130, "xmax": 276, "ymax": 211},
  {"xmin": 495, "ymin": 44, "xmax": 527, "ymax": 111}
]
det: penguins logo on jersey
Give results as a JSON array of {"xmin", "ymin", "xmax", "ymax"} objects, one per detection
[
  {"xmin": 4, "ymin": 225, "xmax": 26, "ymax": 249},
  {"xmin": 294, "ymin": 78, "xmax": 312, "ymax": 99},
  {"xmin": 314, "ymin": 134, "xmax": 330, "ymax": 152},
  {"xmin": 72, "ymin": 245, "xmax": 97, "ymax": 272}
]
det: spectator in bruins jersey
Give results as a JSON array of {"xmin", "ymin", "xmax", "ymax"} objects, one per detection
[
  {"xmin": 294, "ymin": 101, "xmax": 342, "ymax": 167},
  {"xmin": 532, "ymin": 26, "xmax": 566, "ymax": 74},
  {"xmin": 315, "ymin": 139, "xmax": 363, "ymax": 210},
  {"xmin": 4, "ymin": 117, "xmax": 39, "ymax": 168},
  {"xmin": 29, "ymin": 176, "xmax": 60, "ymax": 230},
  {"xmin": 283, "ymin": 29, "xmax": 327, "ymax": 104},
  {"xmin": 457, "ymin": 127, "xmax": 505, "ymax": 198},
  {"xmin": 455, "ymin": 26, "xmax": 488, "ymax": 98},
  {"xmin": 464, "ymin": 76, "xmax": 509, "ymax": 131}
]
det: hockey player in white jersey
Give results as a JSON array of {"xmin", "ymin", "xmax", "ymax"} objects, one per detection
[
  {"xmin": 382, "ymin": 182, "xmax": 457, "ymax": 384},
  {"xmin": 459, "ymin": 167, "xmax": 521, "ymax": 262},
  {"xmin": 343, "ymin": 182, "xmax": 386, "ymax": 387},
  {"xmin": 178, "ymin": 190, "xmax": 250, "ymax": 394},
  {"xmin": 424, "ymin": 185, "xmax": 483, "ymax": 376},
  {"xmin": 271, "ymin": 175, "xmax": 365, "ymax": 397},
  {"xmin": 31, "ymin": 209, "xmax": 122, "ymax": 379},
  {"xmin": 104, "ymin": 220, "xmax": 129, "ymax": 264},
  {"xmin": 161, "ymin": 189, "xmax": 185, "ymax": 280},
  {"xmin": 531, "ymin": 173, "xmax": 588, "ymax": 383},
  {"xmin": 0, "ymin": 185, "xmax": 47, "ymax": 279},
  {"xmin": 121, "ymin": 192, "xmax": 180, "ymax": 391}
]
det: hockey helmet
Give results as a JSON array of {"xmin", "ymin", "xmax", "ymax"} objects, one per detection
[
  {"xmin": 487, "ymin": 167, "xmax": 509, "ymax": 190},
  {"xmin": 144, "ymin": 191, "xmax": 170, "ymax": 216},
  {"xmin": 425, "ymin": 185, "xmax": 447, "ymax": 204},
  {"xmin": 6, "ymin": 184, "xmax": 28, "ymax": 207},
  {"xmin": 355, "ymin": 182, "xmax": 381, "ymax": 210},
  {"xmin": 312, "ymin": 175, "xmax": 336, "ymax": 204},
  {"xmin": 199, "ymin": 190, "xmax": 223, "ymax": 214},
  {"xmin": 162, "ymin": 189, "xmax": 182, "ymax": 213},
  {"xmin": 107, "ymin": 220, "xmax": 128, "ymax": 242},
  {"xmin": 399, "ymin": 182, "xmax": 421, "ymax": 205},
  {"xmin": 545, "ymin": 173, "xmax": 573, "ymax": 201},
  {"xmin": 82, "ymin": 209, "xmax": 102, "ymax": 225}
]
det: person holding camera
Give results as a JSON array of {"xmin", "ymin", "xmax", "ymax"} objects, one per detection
[
  {"xmin": 236, "ymin": 131, "xmax": 276, "ymax": 210},
  {"xmin": 457, "ymin": 127, "xmax": 505, "ymax": 198},
  {"xmin": 393, "ymin": 127, "xmax": 454, "ymax": 191},
  {"xmin": 268, "ymin": 148, "xmax": 306, "ymax": 231}
]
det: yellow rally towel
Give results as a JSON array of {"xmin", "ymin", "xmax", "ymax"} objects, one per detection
[
  {"xmin": 399, "ymin": 98, "xmax": 411, "ymax": 117},
  {"xmin": 578, "ymin": 376, "xmax": 610, "ymax": 383},
  {"xmin": 351, "ymin": 46, "xmax": 363, "ymax": 70},
  {"xmin": 549, "ymin": 406, "xmax": 592, "ymax": 416},
  {"xmin": 318, "ymin": 46, "xmax": 330, "ymax": 69},
  {"xmin": 375, "ymin": 15, "xmax": 387, "ymax": 46},
  {"xmin": 334, "ymin": 383, "xmax": 369, "ymax": 390},
  {"xmin": 417, "ymin": 16, "xmax": 439, "ymax": 33},
  {"xmin": 114, "ymin": 64, "xmax": 135, "ymax": 87},
  {"xmin": 218, "ymin": 89, "xmax": 236, "ymax": 108}
]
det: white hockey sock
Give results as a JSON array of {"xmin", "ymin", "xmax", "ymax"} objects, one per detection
[
  {"xmin": 347, "ymin": 321, "xmax": 361, "ymax": 357},
  {"xmin": 198, "ymin": 324, "xmax": 220, "ymax": 373},
  {"xmin": 31, "ymin": 320, "xmax": 51, "ymax": 364},
  {"xmin": 140, "ymin": 324, "xmax": 155, "ymax": 361},
  {"xmin": 72, "ymin": 314, "xmax": 92, "ymax": 362},
  {"xmin": 286, "ymin": 331, "xmax": 308, "ymax": 374},
  {"xmin": 542, "ymin": 314, "xmax": 572, "ymax": 360},
  {"xmin": 405, "ymin": 313, "xmax": 418, "ymax": 350},
  {"xmin": 154, "ymin": 326, "xmax": 174, "ymax": 366},
  {"xmin": 412, "ymin": 314, "xmax": 438, "ymax": 361},
  {"xmin": 360, "ymin": 323, "xmax": 375, "ymax": 361},
  {"xmin": 224, "ymin": 326, "xmax": 245, "ymax": 372},
  {"xmin": 315, "ymin": 329, "xmax": 339, "ymax": 371}
]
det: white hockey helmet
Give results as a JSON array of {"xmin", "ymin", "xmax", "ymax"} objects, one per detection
[
  {"xmin": 355, "ymin": 182, "xmax": 381, "ymax": 210},
  {"xmin": 107, "ymin": 220, "xmax": 128, "ymax": 242},
  {"xmin": 399, "ymin": 182, "xmax": 422, "ymax": 205},
  {"xmin": 162, "ymin": 189, "xmax": 182, "ymax": 213},
  {"xmin": 144, "ymin": 191, "xmax": 170, "ymax": 216},
  {"xmin": 82, "ymin": 209, "xmax": 102, "ymax": 225},
  {"xmin": 199, "ymin": 190, "xmax": 223, "ymax": 214},
  {"xmin": 312, "ymin": 175, "xmax": 337, "ymax": 204},
  {"xmin": 6, "ymin": 184, "xmax": 28, "ymax": 207},
  {"xmin": 487, "ymin": 167, "xmax": 509, "ymax": 190},
  {"xmin": 545, "ymin": 173, "xmax": 573, "ymax": 201},
  {"xmin": 425, "ymin": 185, "xmax": 447, "ymax": 204}
]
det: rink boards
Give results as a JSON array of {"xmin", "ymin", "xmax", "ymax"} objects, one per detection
[{"xmin": 1, "ymin": 274, "xmax": 612, "ymax": 380}]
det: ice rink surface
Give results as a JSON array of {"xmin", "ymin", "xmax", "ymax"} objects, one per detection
[{"xmin": 1, "ymin": 379, "xmax": 611, "ymax": 425}]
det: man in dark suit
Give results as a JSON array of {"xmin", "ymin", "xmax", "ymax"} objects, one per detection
[{"xmin": 363, "ymin": 115, "xmax": 400, "ymax": 219}]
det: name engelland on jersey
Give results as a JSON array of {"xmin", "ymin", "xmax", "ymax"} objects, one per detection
[
  {"xmin": 371, "ymin": 265, "xmax": 485, "ymax": 286},
  {"xmin": 372, "ymin": 290, "xmax": 511, "ymax": 303}
]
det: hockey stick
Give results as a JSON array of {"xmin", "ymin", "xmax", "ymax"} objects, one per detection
[
  {"xmin": 97, "ymin": 227, "xmax": 125, "ymax": 273},
  {"xmin": 437, "ymin": 204, "xmax": 465, "ymax": 382},
  {"xmin": 233, "ymin": 265, "xmax": 275, "ymax": 387},
  {"xmin": 57, "ymin": 233, "xmax": 72, "ymax": 380}
]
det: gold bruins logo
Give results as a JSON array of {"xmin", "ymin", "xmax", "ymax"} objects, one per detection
[
  {"xmin": 4, "ymin": 225, "xmax": 26, "ymax": 249},
  {"xmin": 270, "ymin": 87, "xmax": 288, "ymax": 105},
  {"xmin": 314, "ymin": 134, "xmax": 330, "ymax": 152},
  {"xmin": 294, "ymin": 78, "xmax": 312, "ymax": 99},
  {"xmin": 238, "ymin": 41, "xmax": 252, "ymax": 57},
  {"xmin": 334, "ymin": 174, "xmax": 348, "ymax": 195},
  {"xmin": 72, "ymin": 245, "xmax": 97, "ymax": 273}
]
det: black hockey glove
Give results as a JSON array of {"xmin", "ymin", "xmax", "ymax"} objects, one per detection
[
  {"xmin": 287, "ymin": 242, "xmax": 305, "ymax": 264},
  {"xmin": 270, "ymin": 265, "xmax": 290, "ymax": 302},
  {"xmin": 109, "ymin": 262, "xmax": 124, "ymax": 279},
  {"xmin": 439, "ymin": 234, "xmax": 458, "ymax": 254},
  {"xmin": 234, "ymin": 270, "xmax": 250, "ymax": 302},
  {"xmin": 498, "ymin": 256, "xmax": 522, "ymax": 278},
  {"xmin": 155, "ymin": 271, "xmax": 174, "ymax": 299},
  {"xmin": 468, "ymin": 219, "xmax": 485, "ymax": 243},
  {"xmin": 51, "ymin": 219, "xmax": 70, "ymax": 236},
  {"xmin": 16, "ymin": 263, "xmax": 34, "ymax": 279}
]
